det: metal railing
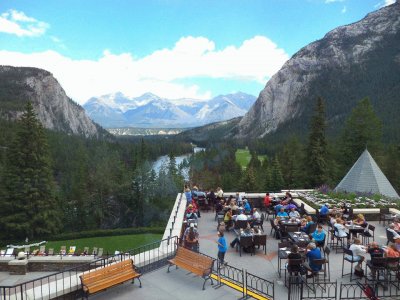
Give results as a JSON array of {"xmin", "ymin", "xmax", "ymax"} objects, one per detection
[
  {"xmin": 213, "ymin": 258, "xmax": 274, "ymax": 299},
  {"xmin": 0, "ymin": 236, "xmax": 179, "ymax": 300}
]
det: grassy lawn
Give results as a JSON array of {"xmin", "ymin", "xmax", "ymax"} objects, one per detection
[
  {"xmin": 235, "ymin": 149, "xmax": 266, "ymax": 169},
  {"xmin": 15, "ymin": 233, "xmax": 162, "ymax": 255}
]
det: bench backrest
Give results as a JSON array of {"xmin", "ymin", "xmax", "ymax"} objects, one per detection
[
  {"xmin": 175, "ymin": 247, "xmax": 213, "ymax": 270},
  {"xmin": 81, "ymin": 259, "xmax": 135, "ymax": 285}
]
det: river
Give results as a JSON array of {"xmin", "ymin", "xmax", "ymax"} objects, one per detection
[{"xmin": 152, "ymin": 147, "xmax": 205, "ymax": 180}]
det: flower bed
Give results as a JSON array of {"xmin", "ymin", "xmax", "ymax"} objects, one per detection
[{"xmin": 298, "ymin": 187, "xmax": 400, "ymax": 210}]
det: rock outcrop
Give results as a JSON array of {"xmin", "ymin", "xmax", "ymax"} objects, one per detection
[
  {"xmin": 236, "ymin": 1, "xmax": 400, "ymax": 138},
  {"xmin": 0, "ymin": 66, "xmax": 104, "ymax": 138}
]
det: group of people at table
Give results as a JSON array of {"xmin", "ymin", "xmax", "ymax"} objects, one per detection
[{"xmin": 183, "ymin": 186, "xmax": 400, "ymax": 280}]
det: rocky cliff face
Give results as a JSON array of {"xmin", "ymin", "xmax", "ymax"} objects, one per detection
[
  {"xmin": 236, "ymin": 1, "xmax": 400, "ymax": 138},
  {"xmin": 0, "ymin": 66, "xmax": 104, "ymax": 138}
]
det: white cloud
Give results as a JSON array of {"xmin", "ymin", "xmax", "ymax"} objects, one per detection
[
  {"xmin": 375, "ymin": 0, "xmax": 395, "ymax": 8},
  {"xmin": 0, "ymin": 9, "xmax": 49, "ymax": 37},
  {"xmin": 0, "ymin": 35, "xmax": 289, "ymax": 104},
  {"xmin": 341, "ymin": 6, "xmax": 347, "ymax": 13}
]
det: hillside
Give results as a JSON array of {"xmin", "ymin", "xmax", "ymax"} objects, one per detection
[
  {"xmin": 233, "ymin": 1, "xmax": 400, "ymax": 143},
  {"xmin": 0, "ymin": 66, "xmax": 106, "ymax": 138}
]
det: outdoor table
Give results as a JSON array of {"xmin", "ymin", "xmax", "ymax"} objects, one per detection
[
  {"xmin": 345, "ymin": 224, "xmax": 364, "ymax": 239},
  {"xmin": 277, "ymin": 246, "xmax": 306, "ymax": 277},
  {"xmin": 288, "ymin": 232, "xmax": 311, "ymax": 244}
]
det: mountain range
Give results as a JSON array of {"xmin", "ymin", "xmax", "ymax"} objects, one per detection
[
  {"xmin": 182, "ymin": 1, "xmax": 400, "ymax": 143},
  {"xmin": 83, "ymin": 92, "xmax": 256, "ymax": 128}
]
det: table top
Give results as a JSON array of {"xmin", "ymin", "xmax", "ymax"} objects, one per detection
[{"xmin": 288, "ymin": 232, "xmax": 311, "ymax": 244}]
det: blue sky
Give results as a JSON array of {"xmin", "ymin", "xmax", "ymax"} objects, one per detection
[{"xmin": 0, "ymin": 0, "xmax": 395, "ymax": 104}]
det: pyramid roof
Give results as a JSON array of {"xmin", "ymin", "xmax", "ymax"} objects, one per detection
[{"xmin": 334, "ymin": 149, "xmax": 399, "ymax": 199}]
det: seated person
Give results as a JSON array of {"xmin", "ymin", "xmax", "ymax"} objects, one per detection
[
  {"xmin": 311, "ymin": 225, "xmax": 326, "ymax": 247},
  {"xmin": 289, "ymin": 207, "xmax": 300, "ymax": 219},
  {"xmin": 252, "ymin": 208, "xmax": 261, "ymax": 221},
  {"xmin": 385, "ymin": 244, "xmax": 400, "ymax": 258},
  {"xmin": 348, "ymin": 238, "xmax": 367, "ymax": 271},
  {"xmin": 186, "ymin": 205, "xmax": 198, "ymax": 220},
  {"xmin": 274, "ymin": 216, "xmax": 282, "ymax": 239},
  {"xmin": 334, "ymin": 218, "xmax": 349, "ymax": 239},
  {"xmin": 286, "ymin": 245, "xmax": 303, "ymax": 274},
  {"xmin": 304, "ymin": 242, "xmax": 322, "ymax": 276},
  {"xmin": 236, "ymin": 192, "xmax": 243, "ymax": 206},
  {"xmin": 366, "ymin": 241, "xmax": 385, "ymax": 279},
  {"xmin": 224, "ymin": 208, "xmax": 233, "ymax": 231},
  {"xmin": 319, "ymin": 203, "xmax": 329, "ymax": 216},
  {"xmin": 215, "ymin": 199, "xmax": 224, "ymax": 214},
  {"xmin": 392, "ymin": 218, "xmax": 400, "ymax": 232},
  {"xmin": 274, "ymin": 203, "xmax": 283, "ymax": 214},
  {"xmin": 282, "ymin": 191, "xmax": 292, "ymax": 205},
  {"xmin": 301, "ymin": 216, "xmax": 314, "ymax": 233},
  {"xmin": 353, "ymin": 214, "xmax": 367, "ymax": 227},
  {"xmin": 387, "ymin": 224, "xmax": 400, "ymax": 239},
  {"xmin": 184, "ymin": 223, "xmax": 199, "ymax": 252},
  {"xmin": 277, "ymin": 207, "xmax": 289, "ymax": 219},
  {"xmin": 236, "ymin": 210, "xmax": 248, "ymax": 221},
  {"xmin": 230, "ymin": 225, "xmax": 252, "ymax": 248},
  {"xmin": 243, "ymin": 199, "xmax": 251, "ymax": 214}
]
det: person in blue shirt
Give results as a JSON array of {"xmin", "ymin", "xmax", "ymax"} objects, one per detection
[
  {"xmin": 216, "ymin": 231, "xmax": 227, "ymax": 266},
  {"xmin": 304, "ymin": 242, "xmax": 322, "ymax": 277},
  {"xmin": 277, "ymin": 207, "xmax": 289, "ymax": 219},
  {"xmin": 319, "ymin": 203, "xmax": 329, "ymax": 216},
  {"xmin": 243, "ymin": 199, "xmax": 251, "ymax": 214},
  {"xmin": 301, "ymin": 216, "xmax": 314, "ymax": 233},
  {"xmin": 274, "ymin": 203, "xmax": 283, "ymax": 214},
  {"xmin": 184, "ymin": 186, "xmax": 192, "ymax": 205},
  {"xmin": 311, "ymin": 225, "xmax": 326, "ymax": 247}
]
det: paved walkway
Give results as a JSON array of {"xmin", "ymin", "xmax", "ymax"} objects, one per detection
[{"xmin": 90, "ymin": 210, "xmax": 389, "ymax": 299}]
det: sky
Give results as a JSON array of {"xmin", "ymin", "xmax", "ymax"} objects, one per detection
[{"xmin": 0, "ymin": 0, "xmax": 396, "ymax": 105}]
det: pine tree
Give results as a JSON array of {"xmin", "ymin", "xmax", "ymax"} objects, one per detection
[
  {"xmin": 240, "ymin": 167, "xmax": 257, "ymax": 192},
  {"xmin": 270, "ymin": 155, "xmax": 285, "ymax": 191},
  {"xmin": 306, "ymin": 97, "xmax": 328, "ymax": 188},
  {"xmin": 0, "ymin": 102, "xmax": 61, "ymax": 240},
  {"xmin": 339, "ymin": 97, "xmax": 382, "ymax": 171},
  {"xmin": 280, "ymin": 137, "xmax": 304, "ymax": 188}
]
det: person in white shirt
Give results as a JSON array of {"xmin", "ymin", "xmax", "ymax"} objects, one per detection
[
  {"xmin": 388, "ymin": 224, "xmax": 400, "ymax": 239},
  {"xmin": 348, "ymin": 238, "xmax": 366, "ymax": 270},
  {"xmin": 289, "ymin": 207, "xmax": 300, "ymax": 219},
  {"xmin": 252, "ymin": 208, "xmax": 261, "ymax": 221},
  {"xmin": 334, "ymin": 218, "xmax": 349, "ymax": 239},
  {"xmin": 236, "ymin": 211, "xmax": 248, "ymax": 221}
]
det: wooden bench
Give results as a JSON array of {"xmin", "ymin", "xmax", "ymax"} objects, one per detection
[
  {"xmin": 167, "ymin": 246, "xmax": 214, "ymax": 290},
  {"xmin": 79, "ymin": 259, "xmax": 141, "ymax": 298}
]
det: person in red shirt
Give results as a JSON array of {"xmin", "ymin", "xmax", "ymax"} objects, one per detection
[{"xmin": 264, "ymin": 193, "xmax": 271, "ymax": 209}]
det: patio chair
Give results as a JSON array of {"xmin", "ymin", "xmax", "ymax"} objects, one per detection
[
  {"xmin": 59, "ymin": 245, "xmax": 67, "ymax": 256},
  {"xmin": 253, "ymin": 213, "xmax": 265, "ymax": 232},
  {"xmin": 68, "ymin": 246, "xmax": 76, "ymax": 256},
  {"xmin": 366, "ymin": 256, "xmax": 387, "ymax": 283},
  {"xmin": 270, "ymin": 219, "xmax": 278, "ymax": 238},
  {"xmin": 253, "ymin": 234, "xmax": 267, "ymax": 254},
  {"xmin": 83, "ymin": 247, "xmax": 89, "ymax": 255},
  {"xmin": 342, "ymin": 248, "xmax": 357, "ymax": 281},
  {"xmin": 386, "ymin": 257, "xmax": 400, "ymax": 282},
  {"xmin": 323, "ymin": 246, "xmax": 331, "ymax": 280},
  {"xmin": 308, "ymin": 258, "xmax": 328, "ymax": 284},
  {"xmin": 48, "ymin": 248, "xmax": 54, "ymax": 256},
  {"xmin": 92, "ymin": 247, "xmax": 98, "ymax": 256},
  {"xmin": 38, "ymin": 245, "xmax": 46, "ymax": 256},
  {"xmin": 239, "ymin": 236, "xmax": 254, "ymax": 257},
  {"xmin": 386, "ymin": 228, "xmax": 395, "ymax": 245},
  {"xmin": 265, "ymin": 206, "xmax": 276, "ymax": 220},
  {"xmin": 97, "ymin": 248, "xmax": 104, "ymax": 257},
  {"xmin": 379, "ymin": 207, "xmax": 391, "ymax": 226},
  {"xmin": 235, "ymin": 220, "xmax": 249, "ymax": 230},
  {"xmin": 361, "ymin": 224, "xmax": 375, "ymax": 245},
  {"xmin": 278, "ymin": 241, "xmax": 291, "ymax": 277},
  {"xmin": 333, "ymin": 227, "xmax": 347, "ymax": 253},
  {"xmin": 285, "ymin": 258, "xmax": 304, "ymax": 286}
]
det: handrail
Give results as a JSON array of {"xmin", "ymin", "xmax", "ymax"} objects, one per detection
[{"xmin": 0, "ymin": 236, "xmax": 179, "ymax": 299}]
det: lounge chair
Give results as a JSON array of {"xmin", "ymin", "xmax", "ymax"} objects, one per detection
[
  {"xmin": 68, "ymin": 246, "xmax": 76, "ymax": 256},
  {"xmin": 5, "ymin": 248, "xmax": 14, "ymax": 257},
  {"xmin": 60, "ymin": 246, "xmax": 66, "ymax": 256}
]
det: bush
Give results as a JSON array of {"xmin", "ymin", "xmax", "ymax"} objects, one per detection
[{"xmin": 48, "ymin": 227, "xmax": 165, "ymax": 241}]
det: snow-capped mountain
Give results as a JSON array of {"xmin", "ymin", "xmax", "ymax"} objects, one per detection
[{"xmin": 83, "ymin": 92, "xmax": 256, "ymax": 128}]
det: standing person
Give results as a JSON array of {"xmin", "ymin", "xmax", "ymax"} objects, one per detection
[
  {"xmin": 216, "ymin": 231, "xmax": 227, "ymax": 267},
  {"xmin": 184, "ymin": 186, "xmax": 192, "ymax": 205},
  {"xmin": 264, "ymin": 193, "xmax": 271, "ymax": 209}
]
